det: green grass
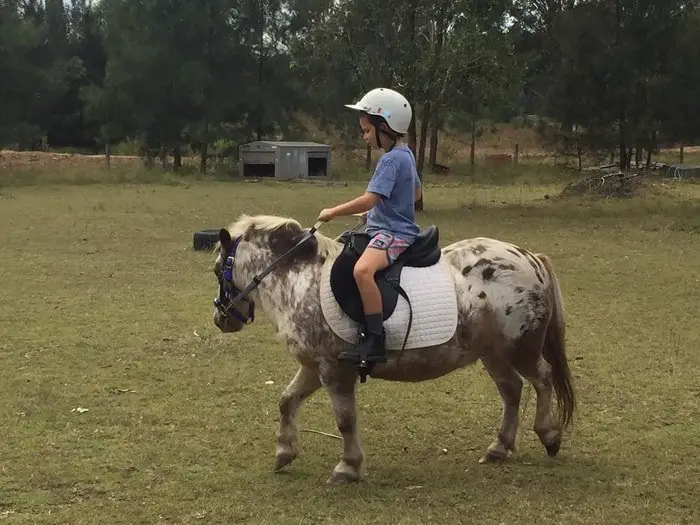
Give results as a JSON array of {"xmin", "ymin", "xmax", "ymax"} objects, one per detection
[{"xmin": 1, "ymin": 169, "xmax": 699, "ymax": 524}]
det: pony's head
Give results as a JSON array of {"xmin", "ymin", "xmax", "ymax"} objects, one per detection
[{"xmin": 211, "ymin": 214, "xmax": 339, "ymax": 333}]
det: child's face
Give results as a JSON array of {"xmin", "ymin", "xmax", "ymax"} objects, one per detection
[{"xmin": 359, "ymin": 115, "xmax": 376, "ymax": 148}]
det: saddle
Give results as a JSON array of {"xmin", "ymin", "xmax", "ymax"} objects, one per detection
[{"xmin": 329, "ymin": 226, "xmax": 441, "ymax": 325}]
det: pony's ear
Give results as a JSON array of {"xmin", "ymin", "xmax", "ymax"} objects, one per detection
[{"xmin": 219, "ymin": 228, "xmax": 232, "ymax": 252}]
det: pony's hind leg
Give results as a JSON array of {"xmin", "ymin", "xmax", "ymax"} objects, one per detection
[
  {"xmin": 514, "ymin": 355, "xmax": 561, "ymax": 456},
  {"xmin": 274, "ymin": 365, "xmax": 322, "ymax": 472},
  {"xmin": 479, "ymin": 354, "xmax": 523, "ymax": 463}
]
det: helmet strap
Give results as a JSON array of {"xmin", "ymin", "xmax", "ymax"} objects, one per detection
[{"xmin": 370, "ymin": 115, "xmax": 398, "ymax": 151}]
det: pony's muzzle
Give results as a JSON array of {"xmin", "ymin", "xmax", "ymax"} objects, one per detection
[{"xmin": 212, "ymin": 298, "xmax": 246, "ymax": 333}]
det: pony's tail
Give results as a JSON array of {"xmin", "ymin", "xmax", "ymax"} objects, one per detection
[{"xmin": 538, "ymin": 254, "xmax": 576, "ymax": 430}]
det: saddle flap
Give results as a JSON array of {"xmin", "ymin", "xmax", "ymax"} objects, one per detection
[{"xmin": 329, "ymin": 233, "xmax": 402, "ymax": 324}]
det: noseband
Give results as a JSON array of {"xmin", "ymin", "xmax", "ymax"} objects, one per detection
[{"xmin": 213, "ymin": 221, "xmax": 324, "ymax": 325}]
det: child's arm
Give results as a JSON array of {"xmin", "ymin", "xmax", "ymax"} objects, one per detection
[
  {"xmin": 414, "ymin": 173, "xmax": 422, "ymax": 202},
  {"xmin": 318, "ymin": 192, "xmax": 381, "ymax": 221},
  {"xmin": 319, "ymin": 157, "xmax": 396, "ymax": 222}
]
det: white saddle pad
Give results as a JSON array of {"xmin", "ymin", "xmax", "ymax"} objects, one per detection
[{"xmin": 319, "ymin": 257, "xmax": 459, "ymax": 350}]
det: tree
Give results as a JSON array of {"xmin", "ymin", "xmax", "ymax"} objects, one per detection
[
  {"xmin": 0, "ymin": 1, "xmax": 45, "ymax": 146},
  {"xmin": 510, "ymin": 0, "xmax": 698, "ymax": 170}
]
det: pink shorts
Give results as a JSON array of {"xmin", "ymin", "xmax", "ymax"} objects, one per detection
[{"xmin": 367, "ymin": 232, "xmax": 411, "ymax": 264}]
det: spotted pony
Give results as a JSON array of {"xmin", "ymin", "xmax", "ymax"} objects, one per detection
[{"xmin": 211, "ymin": 214, "xmax": 576, "ymax": 484}]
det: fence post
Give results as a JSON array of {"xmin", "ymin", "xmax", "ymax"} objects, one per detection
[
  {"xmin": 514, "ymin": 143, "xmax": 519, "ymax": 165},
  {"xmin": 680, "ymin": 146, "xmax": 684, "ymax": 164}
]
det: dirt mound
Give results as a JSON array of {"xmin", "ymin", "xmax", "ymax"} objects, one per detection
[{"xmin": 0, "ymin": 149, "xmax": 142, "ymax": 170}]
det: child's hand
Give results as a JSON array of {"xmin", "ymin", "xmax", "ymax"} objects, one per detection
[{"xmin": 317, "ymin": 208, "xmax": 335, "ymax": 222}]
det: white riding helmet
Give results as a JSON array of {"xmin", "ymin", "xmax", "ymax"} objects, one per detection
[{"xmin": 344, "ymin": 87, "xmax": 412, "ymax": 135}]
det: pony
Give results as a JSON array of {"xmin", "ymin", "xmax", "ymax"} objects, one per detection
[{"xmin": 211, "ymin": 214, "xmax": 575, "ymax": 484}]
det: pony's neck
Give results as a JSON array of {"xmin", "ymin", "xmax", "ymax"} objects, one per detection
[{"xmin": 253, "ymin": 251, "xmax": 329, "ymax": 348}]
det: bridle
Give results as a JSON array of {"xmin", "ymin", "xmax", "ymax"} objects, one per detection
[{"xmin": 213, "ymin": 221, "xmax": 325, "ymax": 325}]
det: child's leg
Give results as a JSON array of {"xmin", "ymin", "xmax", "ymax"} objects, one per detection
[
  {"xmin": 339, "ymin": 232, "xmax": 408, "ymax": 364},
  {"xmin": 353, "ymin": 246, "xmax": 390, "ymax": 335}
]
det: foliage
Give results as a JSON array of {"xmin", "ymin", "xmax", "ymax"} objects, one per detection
[{"xmin": 0, "ymin": 0, "xmax": 698, "ymax": 173}]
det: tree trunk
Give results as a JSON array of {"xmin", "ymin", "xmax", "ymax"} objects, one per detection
[
  {"xmin": 404, "ymin": 0, "xmax": 422, "ymax": 210},
  {"xmin": 417, "ymin": 102, "xmax": 430, "ymax": 174},
  {"xmin": 626, "ymin": 147, "xmax": 633, "ymax": 170},
  {"xmin": 615, "ymin": 0, "xmax": 627, "ymax": 172},
  {"xmin": 646, "ymin": 130, "xmax": 657, "ymax": 169},
  {"xmin": 428, "ymin": 109, "xmax": 439, "ymax": 170},
  {"xmin": 160, "ymin": 147, "xmax": 167, "ymax": 170},
  {"xmin": 619, "ymin": 141, "xmax": 628, "ymax": 171},
  {"xmin": 200, "ymin": 142, "xmax": 208, "ymax": 173},
  {"xmin": 470, "ymin": 119, "xmax": 476, "ymax": 172},
  {"xmin": 255, "ymin": 0, "xmax": 265, "ymax": 140},
  {"xmin": 426, "ymin": 8, "xmax": 445, "ymax": 174},
  {"xmin": 174, "ymin": 145, "xmax": 182, "ymax": 171},
  {"xmin": 405, "ymin": 1, "xmax": 417, "ymax": 156},
  {"xmin": 413, "ymin": 115, "xmax": 423, "ymax": 211},
  {"xmin": 577, "ymin": 142, "xmax": 582, "ymax": 172},
  {"xmin": 408, "ymin": 112, "xmax": 418, "ymax": 157},
  {"xmin": 104, "ymin": 140, "xmax": 111, "ymax": 170}
]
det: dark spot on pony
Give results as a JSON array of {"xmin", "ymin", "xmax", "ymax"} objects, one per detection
[
  {"xmin": 468, "ymin": 284, "xmax": 472, "ymax": 291},
  {"xmin": 515, "ymin": 286, "xmax": 524, "ymax": 293},
  {"xmin": 527, "ymin": 290, "xmax": 545, "ymax": 311},
  {"xmin": 470, "ymin": 244, "xmax": 488, "ymax": 255},
  {"xmin": 462, "ymin": 265, "xmax": 473, "ymax": 276},
  {"xmin": 478, "ymin": 291, "xmax": 487, "ymax": 299},
  {"xmin": 505, "ymin": 305, "xmax": 513, "ymax": 315},
  {"xmin": 482, "ymin": 266, "xmax": 495, "ymax": 280},
  {"xmin": 268, "ymin": 224, "xmax": 318, "ymax": 266},
  {"xmin": 497, "ymin": 263, "xmax": 517, "ymax": 271}
]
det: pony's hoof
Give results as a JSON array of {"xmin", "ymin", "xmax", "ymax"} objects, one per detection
[
  {"xmin": 479, "ymin": 452, "xmax": 507, "ymax": 464},
  {"xmin": 273, "ymin": 450, "xmax": 297, "ymax": 471},
  {"xmin": 545, "ymin": 441, "xmax": 561, "ymax": 457},
  {"xmin": 326, "ymin": 470, "xmax": 360, "ymax": 484},
  {"xmin": 479, "ymin": 440, "xmax": 511, "ymax": 464}
]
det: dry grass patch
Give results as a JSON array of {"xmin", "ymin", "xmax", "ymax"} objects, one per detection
[{"xmin": 0, "ymin": 172, "xmax": 698, "ymax": 524}]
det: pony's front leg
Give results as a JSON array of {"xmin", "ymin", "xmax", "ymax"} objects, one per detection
[
  {"xmin": 322, "ymin": 369, "xmax": 364, "ymax": 484},
  {"xmin": 274, "ymin": 365, "xmax": 322, "ymax": 472}
]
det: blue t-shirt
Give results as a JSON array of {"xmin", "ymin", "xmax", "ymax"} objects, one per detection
[{"xmin": 365, "ymin": 145, "xmax": 421, "ymax": 242}]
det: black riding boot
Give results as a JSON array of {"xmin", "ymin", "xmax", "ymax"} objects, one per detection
[
  {"xmin": 338, "ymin": 329, "xmax": 387, "ymax": 364},
  {"xmin": 338, "ymin": 312, "xmax": 387, "ymax": 364}
]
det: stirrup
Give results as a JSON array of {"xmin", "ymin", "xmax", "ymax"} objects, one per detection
[{"xmin": 338, "ymin": 330, "xmax": 387, "ymax": 383}]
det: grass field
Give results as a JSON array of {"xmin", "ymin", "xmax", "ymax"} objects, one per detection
[{"xmin": 1, "ymin": 168, "xmax": 699, "ymax": 524}]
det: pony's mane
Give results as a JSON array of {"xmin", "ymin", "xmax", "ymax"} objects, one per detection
[{"xmin": 223, "ymin": 214, "xmax": 340, "ymax": 258}]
